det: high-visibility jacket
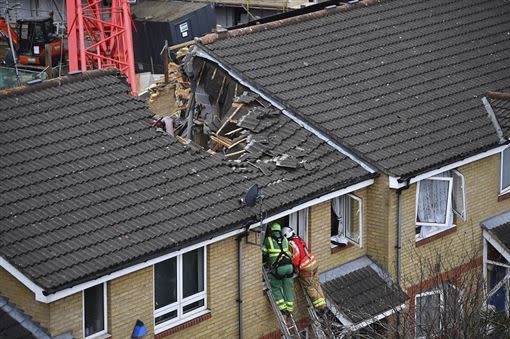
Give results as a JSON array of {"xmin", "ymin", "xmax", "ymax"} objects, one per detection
[
  {"xmin": 261, "ymin": 236, "xmax": 292, "ymax": 268},
  {"xmin": 289, "ymin": 236, "xmax": 316, "ymax": 271}
]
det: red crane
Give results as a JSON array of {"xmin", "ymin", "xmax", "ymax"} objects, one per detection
[{"xmin": 66, "ymin": 0, "xmax": 137, "ymax": 94}]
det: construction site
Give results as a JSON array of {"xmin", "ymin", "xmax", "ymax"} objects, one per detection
[{"xmin": 1, "ymin": 0, "xmax": 510, "ymax": 338}]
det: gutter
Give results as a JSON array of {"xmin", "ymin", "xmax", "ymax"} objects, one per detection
[
  {"xmin": 1, "ymin": 178, "xmax": 374, "ymax": 303},
  {"xmin": 388, "ymin": 144, "xmax": 509, "ymax": 188}
]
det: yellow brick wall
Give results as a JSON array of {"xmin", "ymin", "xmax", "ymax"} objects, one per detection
[
  {"xmin": 49, "ymin": 292, "xmax": 82, "ymax": 338},
  {"xmin": 0, "ymin": 266, "xmax": 50, "ymax": 330},
  {"xmin": 400, "ymin": 154, "xmax": 510, "ymax": 289},
  {"xmin": 109, "ymin": 267, "xmax": 154, "ymax": 338}
]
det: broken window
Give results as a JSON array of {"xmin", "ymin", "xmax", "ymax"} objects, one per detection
[
  {"xmin": 154, "ymin": 247, "xmax": 206, "ymax": 333},
  {"xmin": 83, "ymin": 283, "xmax": 107, "ymax": 338},
  {"xmin": 331, "ymin": 194, "xmax": 362, "ymax": 247},
  {"xmin": 501, "ymin": 148, "xmax": 510, "ymax": 194},
  {"xmin": 416, "ymin": 170, "xmax": 466, "ymax": 240}
]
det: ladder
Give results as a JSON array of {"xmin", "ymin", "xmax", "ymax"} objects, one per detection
[
  {"xmin": 262, "ymin": 268, "xmax": 301, "ymax": 339},
  {"xmin": 299, "ymin": 282, "xmax": 329, "ymax": 339}
]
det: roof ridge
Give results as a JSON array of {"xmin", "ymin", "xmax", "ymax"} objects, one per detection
[
  {"xmin": 198, "ymin": 0, "xmax": 381, "ymax": 45},
  {"xmin": 0, "ymin": 68, "xmax": 122, "ymax": 98}
]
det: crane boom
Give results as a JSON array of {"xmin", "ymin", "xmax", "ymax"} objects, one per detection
[{"xmin": 66, "ymin": 0, "xmax": 137, "ymax": 94}]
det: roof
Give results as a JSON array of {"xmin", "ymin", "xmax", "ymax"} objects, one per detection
[
  {"xmin": 0, "ymin": 296, "xmax": 50, "ymax": 339},
  {"xmin": 481, "ymin": 209, "xmax": 510, "ymax": 252},
  {"xmin": 199, "ymin": 0, "xmax": 510, "ymax": 180},
  {"xmin": 320, "ymin": 256, "xmax": 408, "ymax": 325},
  {"xmin": 487, "ymin": 91, "xmax": 510, "ymax": 139},
  {"xmin": 131, "ymin": 0, "xmax": 209, "ymax": 22},
  {"xmin": 0, "ymin": 70, "xmax": 372, "ymax": 294}
]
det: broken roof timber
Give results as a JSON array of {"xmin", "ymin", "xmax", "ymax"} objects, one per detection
[{"xmin": 192, "ymin": 46, "xmax": 377, "ymax": 174}]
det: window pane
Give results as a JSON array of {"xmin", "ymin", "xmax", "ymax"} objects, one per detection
[
  {"xmin": 183, "ymin": 248, "xmax": 204, "ymax": 298},
  {"xmin": 503, "ymin": 148, "xmax": 510, "ymax": 191},
  {"xmin": 155, "ymin": 310, "xmax": 177, "ymax": 325},
  {"xmin": 331, "ymin": 196, "xmax": 344, "ymax": 237},
  {"xmin": 417, "ymin": 179, "xmax": 450, "ymax": 224},
  {"xmin": 346, "ymin": 196, "xmax": 360, "ymax": 243},
  {"xmin": 416, "ymin": 294, "xmax": 441, "ymax": 337},
  {"xmin": 183, "ymin": 299, "xmax": 205, "ymax": 314},
  {"xmin": 155, "ymin": 257, "xmax": 177, "ymax": 309},
  {"xmin": 290, "ymin": 209, "xmax": 308, "ymax": 241},
  {"xmin": 84, "ymin": 284, "xmax": 104, "ymax": 337}
]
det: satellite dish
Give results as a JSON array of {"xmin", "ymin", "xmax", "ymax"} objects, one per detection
[{"xmin": 242, "ymin": 184, "xmax": 259, "ymax": 207}]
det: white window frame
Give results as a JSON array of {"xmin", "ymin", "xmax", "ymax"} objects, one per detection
[
  {"xmin": 452, "ymin": 169, "xmax": 467, "ymax": 221},
  {"xmin": 289, "ymin": 208, "xmax": 308, "ymax": 243},
  {"xmin": 415, "ymin": 290, "xmax": 443, "ymax": 339},
  {"xmin": 82, "ymin": 283, "xmax": 108, "ymax": 339},
  {"xmin": 331, "ymin": 194, "xmax": 363, "ymax": 247},
  {"xmin": 153, "ymin": 246, "xmax": 208, "ymax": 334},
  {"xmin": 415, "ymin": 176, "xmax": 453, "ymax": 228},
  {"xmin": 501, "ymin": 148, "xmax": 510, "ymax": 195}
]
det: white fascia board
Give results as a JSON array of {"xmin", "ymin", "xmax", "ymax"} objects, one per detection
[
  {"xmin": 248, "ymin": 179, "xmax": 374, "ymax": 228},
  {"xmin": 483, "ymin": 229, "xmax": 510, "ymax": 263},
  {"xmin": 1, "ymin": 179, "xmax": 373, "ymax": 303},
  {"xmin": 389, "ymin": 144, "xmax": 509, "ymax": 189},
  {"xmin": 193, "ymin": 46, "xmax": 376, "ymax": 174},
  {"xmin": 1, "ymin": 227, "xmax": 244, "ymax": 303},
  {"xmin": 349, "ymin": 303, "xmax": 406, "ymax": 332},
  {"xmin": 0, "ymin": 256, "xmax": 47, "ymax": 301}
]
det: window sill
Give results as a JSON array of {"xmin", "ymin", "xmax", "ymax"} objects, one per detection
[
  {"xmin": 85, "ymin": 333, "xmax": 111, "ymax": 339},
  {"xmin": 331, "ymin": 243, "xmax": 353, "ymax": 254},
  {"xmin": 416, "ymin": 226, "xmax": 456, "ymax": 247},
  {"xmin": 498, "ymin": 191, "xmax": 510, "ymax": 202},
  {"xmin": 154, "ymin": 310, "xmax": 211, "ymax": 338}
]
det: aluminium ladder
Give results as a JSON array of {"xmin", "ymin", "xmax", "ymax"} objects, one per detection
[
  {"xmin": 299, "ymin": 282, "xmax": 329, "ymax": 339},
  {"xmin": 262, "ymin": 268, "xmax": 301, "ymax": 339}
]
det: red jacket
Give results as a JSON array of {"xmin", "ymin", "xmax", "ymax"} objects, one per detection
[{"xmin": 289, "ymin": 236, "xmax": 317, "ymax": 271}]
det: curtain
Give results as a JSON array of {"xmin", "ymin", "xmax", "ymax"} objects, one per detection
[
  {"xmin": 418, "ymin": 171, "xmax": 452, "ymax": 238},
  {"xmin": 331, "ymin": 196, "xmax": 348, "ymax": 244}
]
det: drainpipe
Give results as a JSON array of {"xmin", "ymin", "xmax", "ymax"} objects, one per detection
[
  {"xmin": 395, "ymin": 179, "xmax": 410, "ymax": 337},
  {"xmin": 237, "ymin": 232, "xmax": 247, "ymax": 339}
]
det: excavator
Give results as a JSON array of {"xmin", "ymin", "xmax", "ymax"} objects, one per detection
[{"xmin": 0, "ymin": 14, "xmax": 64, "ymax": 67}]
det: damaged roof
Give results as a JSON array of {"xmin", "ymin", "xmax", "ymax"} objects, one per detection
[
  {"xmin": 0, "ymin": 70, "xmax": 373, "ymax": 294},
  {"xmin": 321, "ymin": 256, "xmax": 408, "ymax": 325},
  {"xmin": 199, "ymin": 0, "xmax": 510, "ymax": 180},
  {"xmin": 131, "ymin": 0, "xmax": 209, "ymax": 22},
  {"xmin": 487, "ymin": 91, "xmax": 510, "ymax": 139},
  {"xmin": 0, "ymin": 295, "xmax": 51, "ymax": 339}
]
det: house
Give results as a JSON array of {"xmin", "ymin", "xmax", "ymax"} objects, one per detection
[
  {"xmin": 186, "ymin": 0, "xmax": 510, "ymax": 335},
  {"xmin": 0, "ymin": 67, "xmax": 409, "ymax": 339}
]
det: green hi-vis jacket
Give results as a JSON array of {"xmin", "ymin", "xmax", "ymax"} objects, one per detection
[{"xmin": 261, "ymin": 236, "xmax": 292, "ymax": 267}]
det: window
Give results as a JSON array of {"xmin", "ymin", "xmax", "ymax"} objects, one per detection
[
  {"xmin": 415, "ymin": 170, "xmax": 466, "ymax": 240},
  {"xmin": 501, "ymin": 148, "xmax": 510, "ymax": 194},
  {"xmin": 83, "ymin": 283, "xmax": 107, "ymax": 339},
  {"xmin": 415, "ymin": 291, "xmax": 442, "ymax": 338},
  {"xmin": 271, "ymin": 208, "xmax": 309, "ymax": 242},
  {"xmin": 154, "ymin": 247, "xmax": 207, "ymax": 333},
  {"xmin": 415, "ymin": 286, "xmax": 461, "ymax": 338},
  {"xmin": 331, "ymin": 194, "xmax": 362, "ymax": 246}
]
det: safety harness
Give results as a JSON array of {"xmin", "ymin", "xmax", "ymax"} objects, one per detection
[{"xmin": 266, "ymin": 234, "xmax": 294, "ymax": 279}]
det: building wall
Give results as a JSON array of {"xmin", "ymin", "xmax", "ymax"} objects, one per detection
[
  {"xmin": 109, "ymin": 267, "xmax": 154, "ymax": 338},
  {"xmin": 400, "ymin": 154, "xmax": 510, "ymax": 290},
  {"xmin": 49, "ymin": 293, "xmax": 82, "ymax": 338},
  {"xmin": 0, "ymin": 266, "xmax": 50, "ymax": 330}
]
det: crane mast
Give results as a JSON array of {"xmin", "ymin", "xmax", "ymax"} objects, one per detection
[{"xmin": 66, "ymin": 0, "xmax": 137, "ymax": 94}]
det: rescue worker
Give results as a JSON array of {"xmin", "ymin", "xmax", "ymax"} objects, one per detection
[
  {"xmin": 282, "ymin": 226, "xmax": 326, "ymax": 311},
  {"xmin": 262, "ymin": 222, "xmax": 295, "ymax": 314}
]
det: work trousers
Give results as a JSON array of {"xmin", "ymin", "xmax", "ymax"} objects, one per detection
[
  {"xmin": 300, "ymin": 265, "xmax": 326, "ymax": 309},
  {"xmin": 269, "ymin": 264, "xmax": 295, "ymax": 312}
]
